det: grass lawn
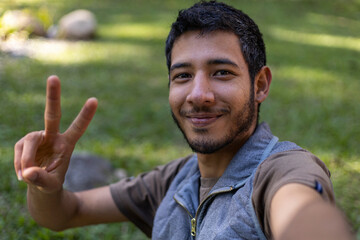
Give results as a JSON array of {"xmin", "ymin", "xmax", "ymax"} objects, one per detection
[{"xmin": 1, "ymin": 0, "xmax": 359, "ymax": 239}]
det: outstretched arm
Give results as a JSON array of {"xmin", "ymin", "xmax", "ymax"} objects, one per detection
[
  {"xmin": 270, "ymin": 183, "xmax": 355, "ymax": 240},
  {"xmin": 14, "ymin": 76, "xmax": 127, "ymax": 231}
]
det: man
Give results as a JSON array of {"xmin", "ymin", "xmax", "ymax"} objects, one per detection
[{"xmin": 14, "ymin": 1, "xmax": 354, "ymax": 239}]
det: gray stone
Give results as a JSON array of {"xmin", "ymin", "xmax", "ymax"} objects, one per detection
[
  {"xmin": 57, "ymin": 9, "xmax": 97, "ymax": 40},
  {"xmin": 64, "ymin": 153, "xmax": 127, "ymax": 192}
]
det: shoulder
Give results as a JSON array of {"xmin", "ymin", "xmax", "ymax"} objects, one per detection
[
  {"xmin": 256, "ymin": 149, "xmax": 331, "ymax": 179},
  {"xmin": 253, "ymin": 149, "xmax": 333, "ymax": 203},
  {"xmin": 153, "ymin": 154, "xmax": 194, "ymax": 176},
  {"xmin": 109, "ymin": 154, "xmax": 194, "ymax": 237},
  {"xmin": 252, "ymin": 149, "xmax": 335, "ymax": 238},
  {"xmin": 255, "ymin": 149, "xmax": 332, "ymax": 187}
]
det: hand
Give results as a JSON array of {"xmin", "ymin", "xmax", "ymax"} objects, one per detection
[{"xmin": 14, "ymin": 75, "xmax": 98, "ymax": 193}]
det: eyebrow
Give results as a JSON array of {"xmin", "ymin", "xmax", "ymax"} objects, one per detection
[
  {"xmin": 170, "ymin": 62, "xmax": 192, "ymax": 72},
  {"xmin": 170, "ymin": 58, "xmax": 239, "ymax": 72},
  {"xmin": 207, "ymin": 58, "xmax": 239, "ymax": 67}
]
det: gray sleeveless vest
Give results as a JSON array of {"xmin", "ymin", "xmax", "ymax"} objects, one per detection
[{"xmin": 152, "ymin": 123, "xmax": 301, "ymax": 239}]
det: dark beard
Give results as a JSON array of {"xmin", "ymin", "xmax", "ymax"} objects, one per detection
[{"xmin": 171, "ymin": 90, "xmax": 256, "ymax": 154}]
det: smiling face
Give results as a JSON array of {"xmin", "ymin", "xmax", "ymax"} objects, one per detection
[{"xmin": 169, "ymin": 30, "xmax": 258, "ymax": 154}]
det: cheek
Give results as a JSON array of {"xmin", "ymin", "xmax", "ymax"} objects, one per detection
[
  {"xmin": 169, "ymin": 88, "xmax": 186, "ymax": 111},
  {"xmin": 169, "ymin": 98, "xmax": 177, "ymax": 112},
  {"xmin": 214, "ymin": 84, "xmax": 246, "ymax": 104},
  {"xmin": 226, "ymin": 81, "xmax": 250, "ymax": 98}
]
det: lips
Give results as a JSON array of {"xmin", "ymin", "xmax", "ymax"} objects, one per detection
[
  {"xmin": 179, "ymin": 107, "xmax": 230, "ymax": 128},
  {"xmin": 186, "ymin": 113, "xmax": 223, "ymax": 128}
]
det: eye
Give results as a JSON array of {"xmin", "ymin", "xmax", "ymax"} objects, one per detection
[
  {"xmin": 172, "ymin": 73, "xmax": 192, "ymax": 82},
  {"xmin": 214, "ymin": 70, "xmax": 232, "ymax": 76}
]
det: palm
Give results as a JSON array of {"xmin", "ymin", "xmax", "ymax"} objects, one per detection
[{"xmin": 35, "ymin": 134, "xmax": 70, "ymax": 171}]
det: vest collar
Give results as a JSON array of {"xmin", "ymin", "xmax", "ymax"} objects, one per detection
[
  {"xmin": 211, "ymin": 122, "xmax": 276, "ymax": 191},
  {"xmin": 173, "ymin": 122, "xmax": 277, "ymax": 216}
]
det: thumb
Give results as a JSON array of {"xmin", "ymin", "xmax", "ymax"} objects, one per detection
[{"xmin": 22, "ymin": 167, "xmax": 62, "ymax": 193}]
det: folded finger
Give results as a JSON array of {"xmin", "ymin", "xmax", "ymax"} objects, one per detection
[
  {"xmin": 45, "ymin": 76, "xmax": 61, "ymax": 136},
  {"xmin": 64, "ymin": 97, "xmax": 98, "ymax": 144},
  {"xmin": 21, "ymin": 131, "xmax": 45, "ymax": 171},
  {"xmin": 14, "ymin": 138, "xmax": 24, "ymax": 180}
]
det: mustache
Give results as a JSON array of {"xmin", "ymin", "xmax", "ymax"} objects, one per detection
[{"xmin": 179, "ymin": 106, "xmax": 230, "ymax": 116}]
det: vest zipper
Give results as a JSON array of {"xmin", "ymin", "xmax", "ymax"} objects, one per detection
[
  {"xmin": 191, "ymin": 218, "xmax": 197, "ymax": 236},
  {"xmin": 174, "ymin": 186, "xmax": 234, "ymax": 238},
  {"xmin": 173, "ymin": 198, "xmax": 196, "ymax": 237}
]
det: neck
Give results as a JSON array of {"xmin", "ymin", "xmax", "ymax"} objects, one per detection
[{"xmin": 197, "ymin": 150, "xmax": 235, "ymax": 178}]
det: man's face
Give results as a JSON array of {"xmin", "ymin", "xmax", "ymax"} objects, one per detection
[{"xmin": 169, "ymin": 30, "xmax": 257, "ymax": 154}]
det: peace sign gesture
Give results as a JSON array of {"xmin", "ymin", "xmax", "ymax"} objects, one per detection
[{"xmin": 14, "ymin": 75, "xmax": 98, "ymax": 193}]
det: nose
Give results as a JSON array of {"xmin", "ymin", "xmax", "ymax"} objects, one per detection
[{"xmin": 186, "ymin": 73, "xmax": 215, "ymax": 107}]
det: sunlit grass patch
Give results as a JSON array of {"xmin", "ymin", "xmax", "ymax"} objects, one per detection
[
  {"xmin": 1, "ymin": 38, "xmax": 153, "ymax": 64},
  {"xmin": 99, "ymin": 23, "xmax": 169, "ymax": 40},
  {"xmin": 346, "ymin": 161, "xmax": 360, "ymax": 174},
  {"xmin": 269, "ymin": 26, "xmax": 360, "ymax": 52},
  {"xmin": 306, "ymin": 12, "xmax": 360, "ymax": 34},
  {"xmin": 272, "ymin": 65, "xmax": 354, "ymax": 101},
  {"xmin": 275, "ymin": 65, "xmax": 337, "ymax": 83}
]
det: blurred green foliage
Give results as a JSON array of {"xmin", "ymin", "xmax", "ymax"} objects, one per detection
[{"xmin": 0, "ymin": 0, "xmax": 359, "ymax": 239}]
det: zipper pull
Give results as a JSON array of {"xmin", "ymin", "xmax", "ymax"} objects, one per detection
[{"xmin": 191, "ymin": 218, "xmax": 196, "ymax": 237}]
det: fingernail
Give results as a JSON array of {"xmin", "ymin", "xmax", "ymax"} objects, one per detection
[{"xmin": 17, "ymin": 170, "xmax": 23, "ymax": 181}]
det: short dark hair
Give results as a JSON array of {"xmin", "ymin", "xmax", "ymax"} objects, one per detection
[{"xmin": 165, "ymin": 0, "xmax": 266, "ymax": 83}]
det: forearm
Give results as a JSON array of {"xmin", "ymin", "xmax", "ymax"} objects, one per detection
[
  {"xmin": 27, "ymin": 185, "xmax": 79, "ymax": 231},
  {"xmin": 271, "ymin": 184, "xmax": 355, "ymax": 240},
  {"xmin": 278, "ymin": 201, "xmax": 355, "ymax": 240}
]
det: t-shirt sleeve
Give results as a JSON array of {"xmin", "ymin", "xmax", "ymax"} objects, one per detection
[
  {"xmin": 109, "ymin": 155, "xmax": 192, "ymax": 237},
  {"xmin": 252, "ymin": 149, "xmax": 335, "ymax": 239}
]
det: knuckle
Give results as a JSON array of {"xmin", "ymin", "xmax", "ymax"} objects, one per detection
[
  {"xmin": 24, "ymin": 131, "xmax": 42, "ymax": 142},
  {"xmin": 14, "ymin": 140, "xmax": 23, "ymax": 149},
  {"xmin": 24, "ymin": 132, "xmax": 36, "ymax": 141}
]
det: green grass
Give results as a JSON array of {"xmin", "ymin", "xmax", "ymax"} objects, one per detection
[{"xmin": 1, "ymin": 0, "xmax": 359, "ymax": 239}]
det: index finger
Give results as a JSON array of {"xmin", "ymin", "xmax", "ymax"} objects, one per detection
[{"xmin": 44, "ymin": 75, "xmax": 61, "ymax": 135}]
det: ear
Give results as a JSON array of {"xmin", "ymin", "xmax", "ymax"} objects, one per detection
[{"xmin": 254, "ymin": 66, "xmax": 272, "ymax": 104}]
